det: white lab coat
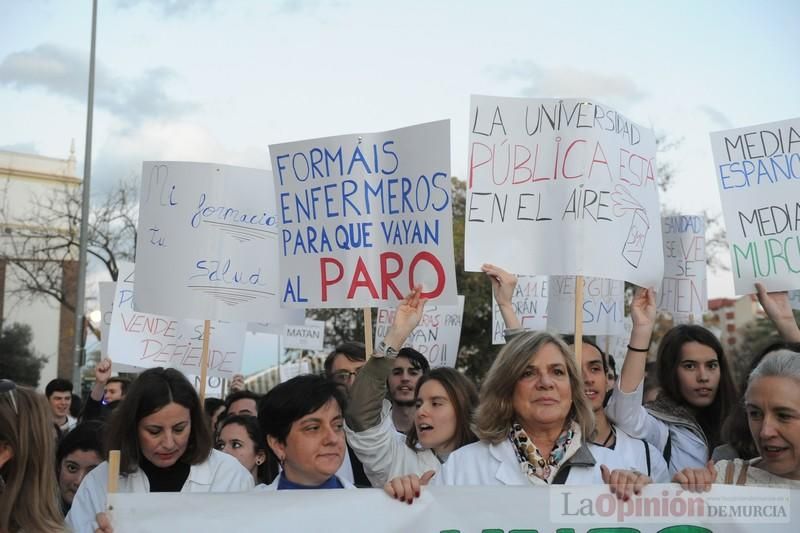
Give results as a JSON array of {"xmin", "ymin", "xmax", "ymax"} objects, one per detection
[
  {"xmin": 588, "ymin": 427, "xmax": 670, "ymax": 483},
  {"xmin": 254, "ymin": 474, "xmax": 357, "ymax": 490},
  {"xmin": 432, "ymin": 438, "xmax": 601, "ymax": 486},
  {"xmin": 66, "ymin": 449, "xmax": 254, "ymax": 533},
  {"xmin": 345, "ymin": 399, "xmax": 441, "ymax": 487},
  {"xmin": 605, "ymin": 381, "xmax": 707, "ymax": 475}
]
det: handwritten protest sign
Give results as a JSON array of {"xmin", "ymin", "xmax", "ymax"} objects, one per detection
[
  {"xmin": 281, "ymin": 319, "xmax": 325, "ymax": 350},
  {"xmin": 374, "ymin": 295, "xmax": 464, "ymax": 368},
  {"xmin": 269, "ymin": 120, "xmax": 458, "ymax": 308},
  {"xmin": 110, "ymin": 485, "xmax": 797, "ymax": 533},
  {"xmin": 109, "ymin": 265, "xmax": 246, "ymax": 378},
  {"xmin": 547, "ymin": 276, "xmax": 624, "ymax": 335},
  {"xmin": 597, "ymin": 314, "xmax": 633, "ymax": 367},
  {"xmin": 188, "ymin": 374, "xmax": 224, "ymax": 399},
  {"xmin": 658, "ymin": 215, "xmax": 707, "ymax": 318},
  {"xmin": 491, "ymin": 275, "xmax": 548, "ymax": 344},
  {"xmin": 464, "ymin": 96, "xmax": 663, "ymax": 288},
  {"xmin": 711, "ymin": 118, "xmax": 800, "ymax": 294},
  {"xmin": 134, "ymin": 162, "xmax": 279, "ymax": 321},
  {"xmin": 99, "ymin": 281, "xmax": 115, "ymax": 359},
  {"xmin": 790, "ymin": 290, "xmax": 800, "ymax": 310}
]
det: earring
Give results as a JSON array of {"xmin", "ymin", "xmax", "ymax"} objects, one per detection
[{"xmin": 256, "ymin": 459, "xmax": 263, "ymax": 465}]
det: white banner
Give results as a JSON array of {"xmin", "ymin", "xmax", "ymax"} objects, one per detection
[
  {"xmin": 547, "ymin": 276, "xmax": 625, "ymax": 335},
  {"xmin": 710, "ymin": 117, "xmax": 800, "ymax": 294},
  {"xmin": 269, "ymin": 120, "xmax": 458, "ymax": 308},
  {"xmin": 281, "ymin": 319, "xmax": 326, "ymax": 350},
  {"xmin": 491, "ymin": 275, "xmax": 549, "ymax": 344},
  {"xmin": 658, "ymin": 214, "xmax": 707, "ymax": 318},
  {"xmin": 135, "ymin": 161, "xmax": 280, "ymax": 321},
  {"xmin": 110, "ymin": 485, "xmax": 798, "ymax": 533},
  {"xmin": 465, "ymin": 95, "xmax": 664, "ymax": 288},
  {"xmin": 374, "ymin": 296, "xmax": 464, "ymax": 368},
  {"xmin": 108, "ymin": 264, "xmax": 246, "ymax": 378}
]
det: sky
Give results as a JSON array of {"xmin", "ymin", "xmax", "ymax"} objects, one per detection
[{"xmin": 2, "ymin": 0, "xmax": 799, "ymax": 372}]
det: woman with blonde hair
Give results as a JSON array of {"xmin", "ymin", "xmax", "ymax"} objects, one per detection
[{"xmin": 0, "ymin": 379, "xmax": 66, "ymax": 533}]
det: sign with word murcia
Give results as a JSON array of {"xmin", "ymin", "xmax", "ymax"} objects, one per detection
[
  {"xmin": 491, "ymin": 275, "xmax": 549, "ymax": 344},
  {"xmin": 135, "ymin": 161, "xmax": 280, "ymax": 321},
  {"xmin": 464, "ymin": 96, "xmax": 664, "ymax": 288},
  {"xmin": 658, "ymin": 214, "xmax": 707, "ymax": 318},
  {"xmin": 547, "ymin": 276, "xmax": 625, "ymax": 335},
  {"xmin": 374, "ymin": 296, "xmax": 464, "ymax": 368},
  {"xmin": 108, "ymin": 264, "xmax": 246, "ymax": 378},
  {"xmin": 269, "ymin": 120, "xmax": 458, "ymax": 308},
  {"xmin": 710, "ymin": 117, "xmax": 800, "ymax": 294}
]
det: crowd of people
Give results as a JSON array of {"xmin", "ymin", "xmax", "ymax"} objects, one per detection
[{"xmin": 1, "ymin": 268, "xmax": 799, "ymax": 533}]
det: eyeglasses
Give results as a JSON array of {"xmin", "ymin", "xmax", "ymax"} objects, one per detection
[
  {"xmin": 0, "ymin": 379, "xmax": 18, "ymax": 415},
  {"xmin": 331, "ymin": 369, "xmax": 361, "ymax": 384}
]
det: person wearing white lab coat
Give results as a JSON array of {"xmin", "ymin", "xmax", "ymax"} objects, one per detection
[{"xmin": 67, "ymin": 368, "xmax": 254, "ymax": 533}]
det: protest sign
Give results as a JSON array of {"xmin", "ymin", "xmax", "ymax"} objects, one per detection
[
  {"xmin": 269, "ymin": 120, "xmax": 458, "ymax": 308},
  {"xmin": 111, "ymin": 484, "xmax": 797, "ymax": 533},
  {"xmin": 188, "ymin": 374, "xmax": 224, "ymax": 399},
  {"xmin": 134, "ymin": 161, "xmax": 279, "ymax": 321},
  {"xmin": 710, "ymin": 118, "xmax": 800, "ymax": 294},
  {"xmin": 547, "ymin": 276, "xmax": 624, "ymax": 335},
  {"xmin": 99, "ymin": 281, "xmax": 115, "ymax": 359},
  {"xmin": 790, "ymin": 290, "xmax": 800, "ymax": 310},
  {"xmin": 374, "ymin": 295, "xmax": 464, "ymax": 368},
  {"xmin": 597, "ymin": 314, "xmax": 633, "ymax": 367},
  {"xmin": 464, "ymin": 96, "xmax": 663, "ymax": 288},
  {"xmin": 247, "ymin": 306, "xmax": 305, "ymax": 335},
  {"xmin": 491, "ymin": 275, "xmax": 548, "ymax": 344},
  {"xmin": 279, "ymin": 359, "xmax": 312, "ymax": 383},
  {"xmin": 281, "ymin": 319, "xmax": 325, "ymax": 350},
  {"xmin": 658, "ymin": 214, "xmax": 707, "ymax": 318},
  {"xmin": 108, "ymin": 264, "xmax": 246, "ymax": 378}
]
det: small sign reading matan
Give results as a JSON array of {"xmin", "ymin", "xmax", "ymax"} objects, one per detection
[
  {"xmin": 710, "ymin": 117, "xmax": 800, "ymax": 294},
  {"xmin": 269, "ymin": 120, "xmax": 458, "ymax": 308},
  {"xmin": 492, "ymin": 275, "xmax": 549, "ymax": 344},
  {"xmin": 281, "ymin": 320, "xmax": 326, "ymax": 351},
  {"xmin": 464, "ymin": 96, "xmax": 664, "ymax": 289},
  {"xmin": 374, "ymin": 296, "xmax": 464, "ymax": 369},
  {"xmin": 547, "ymin": 276, "xmax": 625, "ymax": 336},
  {"xmin": 134, "ymin": 161, "xmax": 280, "ymax": 321},
  {"xmin": 658, "ymin": 214, "xmax": 707, "ymax": 318},
  {"xmin": 109, "ymin": 264, "xmax": 247, "ymax": 379}
]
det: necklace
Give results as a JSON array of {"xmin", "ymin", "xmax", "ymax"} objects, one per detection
[{"xmin": 593, "ymin": 426, "xmax": 616, "ymax": 448}]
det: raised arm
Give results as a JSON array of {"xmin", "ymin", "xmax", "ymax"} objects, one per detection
[
  {"xmin": 81, "ymin": 358, "xmax": 112, "ymax": 422},
  {"xmin": 482, "ymin": 263, "xmax": 520, "ymax": 330},
  {"xmin": 346, "ymin": 286, "xmax": 426, "ymax": 431},
  {"xmin": 618, "ymin": 287, "xmax": 656, "ymax": 393},
  {"xmin": 756, "ymin": 282, "xmax": 800, "ymax": 342}
]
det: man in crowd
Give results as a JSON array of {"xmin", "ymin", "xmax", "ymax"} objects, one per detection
[
  {"xmin": 324, "ymin": 342, "xmax": 367, "ymax": 393},
  {"xmin": 46, "ymin": 378, "xmax": 77, "ymax": 433},
  {"xmin": 81, "ymin": 358, "xmax": 130, "ymax": 422},
  {"xmin": 387, "ymin": 348, "xmax": 429, "ymax": 435}
]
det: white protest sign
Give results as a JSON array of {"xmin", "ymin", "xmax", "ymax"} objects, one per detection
[
  {"xmin": 108, "ymin": 264, "xmax": 246, "ymax": 378},
  {"xmin": 98, "ymin": 281, "xmax": 115, "ymax": 359},
  {"xmin": 710, "ymin": 117, "xmax": 800, "ymax": 294},
  {"xmin": 134, "ymin": 161, "xmax": 279, "ymax": 321},
  {"xmin": 269, "ymin": 120, "xmax": 458, "ymax": 308},
  {"xmin": 247, "ymin": 307, "xmax": 306, "ymax": 335},
  {"xmin": 279, "ymin": 359, "xmax": 311, "ymax": 383},
  {"xmin": 547, "ymin": 276, "xmax": 624, "ymax": 335},
  {"xmin": 658, "ymin": 214, "xmax": 707, "ymax": 318},
  {"xmin": 597, "ymin": 314, "xmax": 633, "ymax": 367},
  {"xmin": 790, "ymin": 290, "xmax": 800, "ymax": 310},
  {"xmin": 281, "ymin": 319, "xmax": 325, "ymax": 350},
  {"xmin": 188, "ymin": 374, "xmax": 224, "ymax": 399},
  {"xmin": 492, "ymin": 275, "xmax": 548, "ymax": 344},
  {"xmin": 374, "ymin": 295, "xmax": 464, "ymax": 368},
  {"xmin": 464, "ymin": 96, "xmax": 663, "ymax": 288},
  {"xmin": 110, "ymin": 485, "xmax": 798, "ymax": 533}
]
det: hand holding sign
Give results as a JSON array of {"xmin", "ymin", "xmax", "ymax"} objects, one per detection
[
  {"xmin": 384, "ymin": 286, "xmax": 427, "ymax": 349},
  {"xmin": 755, "ymin": 282, "xmax": 800, "ymax": 342}
]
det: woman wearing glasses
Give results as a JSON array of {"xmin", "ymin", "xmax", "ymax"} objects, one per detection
[{"xmin": 0, "ymin": 380, "xmax": 66, "ymax": 532}]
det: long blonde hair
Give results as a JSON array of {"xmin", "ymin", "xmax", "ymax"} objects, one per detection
[
  {"xmin": 473, "ymin": 331, "xmax": 594, "ymax": 444},
  {"xmin": 0, "ymin": 385, "xmax": 65, "ymax": 532}
]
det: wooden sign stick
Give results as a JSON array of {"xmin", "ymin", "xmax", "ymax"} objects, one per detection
[
  {"xmin": 574, "ymin": 275, "xmax": 585, "ymax": 371},
  {"xmin": 198, "ymin": 319, "xmax": 211, "ymax": 403},
  {"xmin": 363, "ymin": 307, "xmax": 373, "ymax": 359},
  {"xmin": 107, "ymin": 449, "xmax": 121, "ymax": 510}
]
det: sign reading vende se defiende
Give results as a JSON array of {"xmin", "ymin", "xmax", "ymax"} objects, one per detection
[
  {"xmin": 710, "ymin": 117, "xmax": 800, "ymax": 294},
  {"xmin": 269, "ymin": 120, "xmax": 458, "ymax": 308},
  {"xmin": 464, "ymin": 96, "xmax": 663, "ymax": 289}
]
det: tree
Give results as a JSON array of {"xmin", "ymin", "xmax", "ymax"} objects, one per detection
[
  {"xmin": 1, "ymin": 179, "xmax": 138, "ymax": 339},
  {"xmin": 0, "ymin": 322, "xmax": 47, "ymax": 387}
]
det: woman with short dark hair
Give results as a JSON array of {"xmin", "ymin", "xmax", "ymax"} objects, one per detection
[
  {"xmin": 256, "ymin": 374, "xmax": 353, "ymax": 490},
  {"xmin": 67, "ymin": 368, "xmax": 253, "ymax": 533}
]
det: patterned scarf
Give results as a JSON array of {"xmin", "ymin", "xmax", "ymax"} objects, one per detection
[{"xmin": 509, "ymin": 420, "xmax": 578, "ymax": 484}]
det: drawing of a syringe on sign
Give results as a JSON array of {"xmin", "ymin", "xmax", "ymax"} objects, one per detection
[{"xmin": 134, "ymin": 162, "xmax": 280, "ymax": 322}]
